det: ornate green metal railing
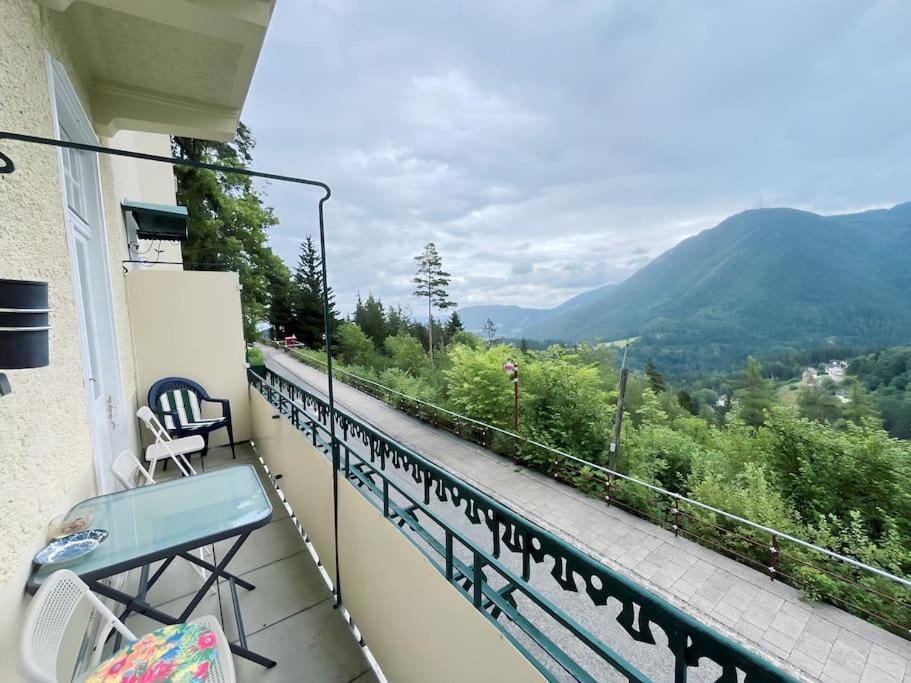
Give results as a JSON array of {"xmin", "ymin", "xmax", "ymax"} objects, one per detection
[
  {"xmin": 274, "ymin": 343, "xmax": 911, "ymax": 637},
  {"xmin": 249, "ymin": 368, "xmax": 795, "ymax": 682}
]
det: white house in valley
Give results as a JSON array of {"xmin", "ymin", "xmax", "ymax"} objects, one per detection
[{"xmin": 826, "ymin": 360, "xmax": 848, "ymax": 383}]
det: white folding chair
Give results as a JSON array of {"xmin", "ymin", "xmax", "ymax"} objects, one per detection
[
  {"xmin": 136, "ymin": 406, "xmax": 202, "ymax": 478},
  {"xmin": 109, "ymin": 451, "xmax": 215, "ymax": 589},
  {"xmin": 21, "ymin": 569, "xmax": 235, "ymax": 683},
  {"xmin": 110, "ymin": 450, "xmax": 154, "ymax": 490}
]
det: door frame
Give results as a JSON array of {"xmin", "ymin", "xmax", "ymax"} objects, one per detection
[{"xmin": 47, "ymin": 54, "xmax": 126, "ymax": 494}]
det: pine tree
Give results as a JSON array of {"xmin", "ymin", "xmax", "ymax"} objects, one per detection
[
  {"xmin": 444, "ymin": 311, "xmax": 464, "ymax": 344},
  {"xmin": 645, "ymin": 359, "xmax": 667, "ymax": 393},
  {"xmin": 385, "ymin": 305, "xmax": 409, "ymax": 336},
  {"xmin": 736, "ymin": 357, "xmax": 775, "ymax": 427},
  {"xmin": 266, "ymin": 255, "xmax": 296, "ymax": 339},
  {"xmin": 413, "ymin": 243, "xmax": 455, "ymax": 366},
  {"xmin": 354, "ymin": 294, "xmax": 388, "ymax": 347},
  {"xmin": 797, "ymin": 386, "xmax": 841, "ymax": 424},
  {"xmin": 677, "ymin": 389, "xmax": 696, "ymax": 415},
  {"xmin": 293, "ymin": 236, "xmax": 337, "ymax": 346},
  {"xmin": 482, "ymin": 318, "xmax": 498, "ymax": 345},
  {"xmin": 840, "ymin": 380, "xmax": 881, "ymax": 426}
]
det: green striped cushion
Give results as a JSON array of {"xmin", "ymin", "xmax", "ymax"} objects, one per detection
[{"xmin": 158, "ymin": 389, "xmax": 203, "ymax": 431}]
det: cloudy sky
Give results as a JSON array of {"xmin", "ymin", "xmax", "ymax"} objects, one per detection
[{"xmin": 242, "ymin": 1, "xmax": 910, "ymax": 317}]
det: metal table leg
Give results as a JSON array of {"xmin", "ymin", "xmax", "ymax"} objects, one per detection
[{"xmin": 90, "ymin": 532, "xmax": 277, "ymax": 668}]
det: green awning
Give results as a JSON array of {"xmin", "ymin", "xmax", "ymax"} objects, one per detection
[{"xmin": 122, "ymin": 201, "xmax": 188, "ymax": 242}]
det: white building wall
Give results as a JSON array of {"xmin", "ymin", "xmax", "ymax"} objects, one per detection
[
  {"xmin": 108, "ymin": 130, "xmax": 184, "ymax": 270},
  {"xmin": 0, "ymin": 2, "xmax": 176, "ymax": 677}
]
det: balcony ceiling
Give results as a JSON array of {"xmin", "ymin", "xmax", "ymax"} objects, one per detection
[{"xmin": 37, "ymin": 0, "xmax": 276, "ymax": 141}]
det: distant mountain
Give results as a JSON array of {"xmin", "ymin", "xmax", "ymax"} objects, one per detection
[
  {"xmin": 464, "ymin": 203, "xmax": 911, "ymax": 375},
  {"xmin": 458, "ymin": 305, "xmax": 549, "ymax": 338},
  {"xmin": 459, "ymin": 283, "xmax": 617, "ymax": 338}
]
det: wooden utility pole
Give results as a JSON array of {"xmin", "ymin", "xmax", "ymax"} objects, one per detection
[
  {"xmin": 608, "ymin": 367, "xmax": 629, "ymax": 471},
  {"xmin": 608, "ymin": 341, "xmax": 631, "ymax": 472}
]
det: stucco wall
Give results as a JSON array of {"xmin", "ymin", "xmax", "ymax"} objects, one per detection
[
  {"xmin": 338, "ymin": 482, "xmax": 545, "ymax": 683},
  {"xmin": 108, "ymin": 130, "xmax": 184, "ymax": 269},
  {"xmin": 248, "ymin": 390, "xmax": 543, "ymax": 682},
  {"xmin": 126, "ymin": 270, "xmax": 251, "ymax": 448},
  {"xmin": 0, "ymin": 2, "xmax": 150, "ymax": 678},
  {"xmin": 250, "ymin": 389, "xmax": 337, "ymax": 578}
]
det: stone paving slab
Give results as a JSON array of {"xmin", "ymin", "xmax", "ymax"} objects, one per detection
[{"xmin": 265, "ymin": 348, "xmax": 911, "ymax": 682}]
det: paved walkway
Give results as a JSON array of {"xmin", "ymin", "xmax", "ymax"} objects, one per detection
[{"xmin": 263, "ymin": 347, "xmax": 911, "ymax": 683}]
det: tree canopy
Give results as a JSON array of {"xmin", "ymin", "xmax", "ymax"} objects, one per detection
[
  {"xmin": 413, "ymin": 242, "xmax": 455, "ymax": 365},
  {"xmin": 286, "ymin": 301, "xmax": 911, "ymax": 632},
  {"xmin": 174, "ymin": 124, "xmax": 281, "ymax": 338}
]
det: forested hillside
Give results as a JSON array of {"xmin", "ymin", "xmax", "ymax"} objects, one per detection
[
  {"xmin": 849, "ymin": 346, "xmax": 911, "ymax": 438},
  {"xmin": 463, "ymin": 204, "xmax": 911, "ymax": 376},
  {"xmin": 684, "ymin": 344, "xmax": 911, "ymax": 439},
  {"xmin": 282, "ymin": 313, "xmax": 911, "ymax": 634}
]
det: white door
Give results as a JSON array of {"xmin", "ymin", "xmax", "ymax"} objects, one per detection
[{"xmin": 54, "ymin": 68, "xmax": 126, "ymax": 493}]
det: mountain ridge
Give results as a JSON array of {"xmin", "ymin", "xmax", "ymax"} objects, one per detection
[{"xmin": 460, "ymin": 203, "xmax": 911, "ymax": 373}]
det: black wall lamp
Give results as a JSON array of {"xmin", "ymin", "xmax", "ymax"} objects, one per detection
[{"xmin": 0, "ymin": 279, "xmax": 50, "ymax": 396}]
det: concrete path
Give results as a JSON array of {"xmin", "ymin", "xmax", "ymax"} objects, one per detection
[{"xmin": 263, "ymin": 347, "xmax": 911, "ymax": 683}]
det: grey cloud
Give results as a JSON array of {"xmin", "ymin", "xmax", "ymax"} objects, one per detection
[{"xmin": 243, "ymin": 0, "xmax": 911, "ymax": 316}]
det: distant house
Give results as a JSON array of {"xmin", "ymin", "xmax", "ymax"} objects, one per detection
[
  {"xmin": 801, "ymin": 367, "xmax": 819, "ymax": 386},
  {"xmin": 715, "ymin": 394, "xmax": 729, "ymax": 408},
  {"xmin": 826, "ymin": 360, "xmax": 847, "ymax": 383}
]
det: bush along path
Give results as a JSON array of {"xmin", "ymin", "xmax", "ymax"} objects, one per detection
[{"xmin": 262, "ymin": 344, "xmax": 911, "ymax": 683}]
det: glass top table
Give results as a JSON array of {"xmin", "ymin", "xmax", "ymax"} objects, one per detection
[{"xmin": 28, "ymin": 465, "xmax": 272, "ymax": 590}]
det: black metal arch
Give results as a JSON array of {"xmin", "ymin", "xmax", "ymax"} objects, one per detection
[{"xmin": 0, "ymin": 130, "xmax": 344, "ymax": 603}]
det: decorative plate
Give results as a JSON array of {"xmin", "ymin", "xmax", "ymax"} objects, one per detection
[
  {"xmin": 33, "ymin": 529, "xmax": 108, "ymax": 566},
  {"xmin": 48, "ymin": 510, "xmax": 94, "ymax": 539}
]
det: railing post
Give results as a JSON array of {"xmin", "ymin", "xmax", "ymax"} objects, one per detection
[
  {"xmin": 445, "ymin": 530, "xmax": 453, "ymax": 581},
  {"xmin": 770, "ymin": 534, "xmax": 779, "ymax": 581},
  {"xmin": 605, "ymin": 474, "xmax": 612, "ymax": 507},
  {"xmin": 383, "ymin": 480, "xmax": 389, "ymax": 518},
  {"xmin": 673, "ymin": 495, "xmax": 681, "ymax": 539},
  {"xmin": 672, "ymin": 626, "xmax": 688, "ymax": 683},
  {"xmin": 473, "ymin": 551, "xmax": 483, "ymax": 608},
  {"xmin": 521, "ymin": 529, "xmax": 531, "ymax": 581}
]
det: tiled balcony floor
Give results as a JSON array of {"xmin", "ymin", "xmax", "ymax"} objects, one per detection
[{"xmin": 126, "ymin": 443, "xmax": 376, "ymax": 683}]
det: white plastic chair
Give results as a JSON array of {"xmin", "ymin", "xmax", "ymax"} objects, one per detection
[
  {"xmin": 136, "ymin": 406, "xmax": 202, "ymax": 478},
  {"xmin": 109, "ymin": 451, "xmax": 215, "ymax": 589},
  {"xmin": 110, "ymin": 450, "xmax": 154, "ymax": 490},
  {"xmin": 21, "ymin": 569, "xmax": 235, "ymax": 683}
]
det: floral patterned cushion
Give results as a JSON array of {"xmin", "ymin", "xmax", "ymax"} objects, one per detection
[{"xmin": 85, "ymin": 622, "xmax": 217, "ymax": 682}]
